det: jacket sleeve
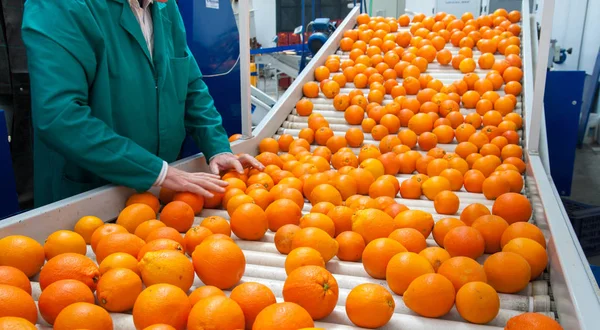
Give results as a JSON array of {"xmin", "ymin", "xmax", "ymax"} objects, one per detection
[
  {"xmin": 171, "ymin": 6, "xmax": 233, "ymax": 160},
  {"xmin": 22, "ymin": 0, "xmax": 163, "ymax": 191}
]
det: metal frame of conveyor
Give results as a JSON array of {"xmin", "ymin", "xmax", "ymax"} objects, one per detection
[{"xmin": 1, "ymin": 1, "xmax": 600, "ymax": 328}]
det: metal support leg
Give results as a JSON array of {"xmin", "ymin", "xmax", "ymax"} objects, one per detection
[
  {"xmin": 527, "ymin": 0, "xmax": 555, "ymax": 153},
  {"xmin": 239, "ymin": 0, "xmax": 253, "ymax": 139}
]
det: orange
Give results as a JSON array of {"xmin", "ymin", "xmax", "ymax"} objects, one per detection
[
  {"xmin": 116, "ymin": 203, "xmax": 156, "ymax": 233},
  {"xmin": 0, "ymin": 317, "xmax": 36, "ymax": 329},
  {"xmin": 189, "ymin": 286, "xmax": 225, "ymax": 305},
  {"xmin": 345, "ymin": 283, "xmax": 395, "ymax": 328},
  {"xmin": 143, "ymin": 325, "xmax": 177, "ymax": 330},
  {"xmin": 285, "ymin": 247, "xmax": 325, "ymax": 275},
  {"xmin": 282, "ymin": 266, "xmax": 338, "ymax": 320},
  {"xmin": 132, "ymin": 284, "xmax": 192, "ymax": 330},
  {"xmin": 404, "ymin": 274, "xmax": 455, "ymax": 317},
  {"xmin": 362, "ymin": 238, "xmax": 407, "ymax": 279},
  {"xmin": 0, "ymin": 284, "xmax": 37, "ymax": 323},
  {"xmin": 126, "ymin": 192, "xmax": 161, "ymax": 213},
  {"xmin": 38, "ymin": 253, "xmax": 100, "ymax": 291},
  {"xmin": 352, "ymin": 208, "xmax": 395, "ymax": 244},
  {"xmin": 253, "ymin": 302, "xmax": 314, "ymax": 329},
  {"xmin": 265, "ymin": 198, "xmax": 302, "ymax": 232},
  {"xmin": 134, "ymin": 220, "xmax": 166, "ymax": 241},
  {"xmin": 335, "ymin": 231, "xmax": 366, "ymax": 261},
  {"xmin": 484, "ymin": 252, "xmax": 531, "ymax": 293},
  {"xmin": 0, "ymin": 266, "xmax": 31, "ymax": 295},
  {"xmin": 393, "ymin": 209, "xmax": 435, "ymax": 238},
  {"xmin": 43, "ymin": 230, "xmax": 87, "ymax": 260},
  {"xmin": 138, "ymin": 249, "xmax": 195, "ymax": 292},
  {"xmin": 230, "ymin": 283, "xmax": 276, "ymax": 330},
  {"xmin": 291, "ymin": 227, "xmax": 339, "ymax": 262},
  {"xmin": 432, "ymin": 217, "xmax": 465, "ymax": 247},
  {"xmin": 137, "ymin": 238, "xmax": 184, "ymax": 261},
  {"xmin": 470, "ymin": 215, "xmax": 509, "ymax": 254},
  {"xmin": 172, "ymin": 191, "xmax": 205, "ymax": 215},
  {"xmin": 183, "ymin": 226, "xmax": 213, "ymax": 255},
  {"xmin": 299, "ymin": 213, "xmax": 336, "ymax": 238},
  {"xmin": 296, "ymin": 98, "xmax": 314, "ymax": 116},
  {"xmin": 482, "ymin": 175, "xmax": 511, "ymax": 200},
  {"xmin": 492, "ymin": 192, "xmax": 532, "ymax": 224},
  {"xmin": 0, "ymin": 235, "xmax": 45, "ymax": 277},
  {"xmin": 327, "ymin": 206, "xmax": 354, "ymax": 236},
  {"xmin": 505, "ymin": 312, "xmax": 564, "ymax": 330},
  {"xmin": 421, "ymin": 175, "xmax": 451, "ymax": 200},
  {"xmin": 437, "ymin": 256, "xmax": 487, "ymax": 292},
  {"xmin": 303, "ymin": 81, "xmax": 320, "ymax": 98},
  {"xmin": 192, "ymin": 239, "xmax": 245, "ymax": 289},
  {"xmin": 99, "ymin": 252, "xmax": 140, "ymax": 276},
  {"xmin": 434, "ymin": 190, "xmax": 460, "ymax": 215},
  {"xmin": 388, "ymin": 228, "xmax": 426, "ymax": 253},
  {"xmin": 502, "ymin": 238, "xmax": 548, "ymax": 280},
  {"xmin": 95, "ymin": 232, "xmax": 145, "ymax": 264},
  {"xmin": 145, "ymin": 227, "xmax": 186, "ymax": 248},
  {"xmin": 200, "ymin": 215, "xmax": 231, "ymax": 236},
  {"xmin": 463, "ymin": 169, "xmax": 486, "ymax": 193},
  {"xmin": 189, "ymin": 296, "xmax": 247, "ymax": 330},
  {"xmin": 231, "ymin": 203, "xmax": 268, "ymax": 241},
  {"xmin": 39, "ymin": 280, "xmax": 98, "ymax": 325},
  {"xmin": 53, "ymin": 302, "xmax": 112, "ymax": 330},
  {"xmin": 456, "ymin": 282, "xmax": 500, "ymax": 324},
  {"xmin": 444, "ymin": 226, "xmax": 485, "ymax": 259},
  {"xmin": 418, "ymin": 247, "xmax": 451, "ymax": 272},
  {"xmin": 501, "ymin": 222, "xmax": 546, "ymax": 249},
  {"xmin": 73, "ymin": 216, "xmax": 105, "ymax": 244},
  {"xmin": 160, "ymin": 201, "xmax": 195, "ymax": 232},
  {"xmin": 311, "ymin": 202, "xmax": 335, "ymax": 215},
  {"xmin": 386, "ymin": 252, "xmax": 435, "ymax": 295},
  {"xmin": 96, "ymin": 268, "xmax": 142, "ymax": 312},
  {"xmin": 309, "ymin": 184, "xmax": 343, "ymax": 207},
  {"xmin": 273, "ymin": 224, "xmax": 301, "ymax": 255}
]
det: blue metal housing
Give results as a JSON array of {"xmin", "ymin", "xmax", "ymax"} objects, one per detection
[
  {"xmin": 0, "ymin": 110, "xmax": 19, "ymax": 219},
  {"xmin": 178, "ymin": 0, "xmax": 242, "ymax": 157}
]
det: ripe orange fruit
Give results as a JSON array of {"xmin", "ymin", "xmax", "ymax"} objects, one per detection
[
  {"xmin": 231, "ymin": 203, "xmax": 268, "ymax": 241},
  {"xmin": 160, "ymin": 201, "xmax": 195, "ymax": 232},
  {"xmin": 0, "ymin": 284, "xmax": 37, "ymax": 323},
  {"xmin": 200, "ymin": 215, "xmax": 231, "ymax": 236},
  {"xmin": 386, "ymin": 252, "xmax": 434, "ymax": 295},
  {"xmin": 132, "ymin": 284, "xmax": 192, "ymax": 330},
  {"xmin": 134, "ymin": 220, "xmax": 166, "ymax": 241},
  {"xmin": 192, "ymin": 239, "xmax": 245, "ymax": 289},
  {"xmin": 99, "ymin": 252, "xmax": 140, "ymax": 276},
  {"xmin": 346, "ymin": 283, "xmax": 395, "ymax": 328},
  {"xmin": 456, "ymin": 282, "xmax": 500, "ymax": 324},
  {"xmin": 393, "ymin": 209, "xmax": 435, "ymax": 238},
  {"xmin": 303, "ymin": 81, "xmax": 319, "ymax": 98},
  {"xmin": 492, "ymin": 192, "xmax": 532, "ymax": 224},
  {"xmin": 502, "ymin": 238, "xmax": 548, "ymax": 280},
  {"xmin": 183, "ymin": 226, "xmax": 213, "ymax": 255},
  {"xmin": 335, "ymin": 231, "xmax": 366, "ymax": 261},
  {"xmin": 434, "ymin": 190, "xmax": 460, "ymax": 215},
  {"xmin": 145, "ymin": 227, "xmax": 185, "ymax": 248},
  {"xmin": 501, "ymin": 222, "xmax": 546, "ymax": 249},
  {"xmin": 173, "ymin": 192, "xmax": 204, "ymax": 215},
  {"xmin": 432, "ymin": 217, "xmax": 466, "ymax": 247},
  {"xmin": 0, "ymin": 266, "xmax": 30, "ymax": 295},
  {"xmin": 43, "ymin": 230, "xmax": 87, "ymax": 261},
  {"xmin": 418, "ymin": 247, "xmax": 451, "ymax": 272},
  {"xmin": 437, "ymin": 255, "xmax": 487, "ymax": 291},
  {"xmin": 505, "ymin": 312, "xmax": 564, "ymax": 330},
  {"xmin": 352, "ymin": 208, "xmax": 395, "ymax": 244},
  {"xmin": 74, "ymin": 216, "xmax": 105, "ymax": 244},
  {"xmin": 283, "ymin": 265, "xmax": 338, "ymax": 320},
  {"xmin": 116, "ymin": 203, "xmax": 156, "ymax": 233},
  {"xmin": 95, "ymin": 232, "xmax": 145, "ymax": 263},
  {"xmin": 143, "ymin": 325, "xmax": 177, "ymax": 330},
  {"xmin": 388, "ymin": 228, "xmax": 426, "ymax": 253},
  {"xmin": 421, "ymin": 176, "xmax": 451, "ymax": 200},
  {"xmin": 285, "ymin": 247, "xmax": 325, "ymax": 275},
  {"xmin": 274, "ymin": 224, "xmax": 301, "ymax": 255},
  {"xmin": 253, "ymin": 302, "xmax": 314, "ymax": 329},
  {"xmin": 230, "ymin": 282, "xmax": 276, "ymax": 330},
  {"xmin": 404, "ymin": 273, "xmax": 455, "ymax": 317},
  {"xmin": 126, "ymin": 192, "xmax": 161, "ymax": 213},
  {"xmin": 265, "ymin": 198, "xmax": 302, "ymax": 232},
  {"xmin": 188, "ymin": 286, "xmax": 225, "ymax": 305},
  {"xmin": 39, "ymin": 253, "xmax": 100, "ymax": 291},
  {"xmin": 291, "ymin": 227, "xmax": 339, "ymax": 262},
  {"xmin": 444, "ymin": 226, "xmax": 486, "ymax": 259},
  {"xmin": 139, "ymin": 250, "xmax": 194, "ymax": 292},
  {"xmin": 0, "ymin": 235, "xmax": 45, "ymax": 277},
  {"xmin": 471, "ymin": 215, "xmax": 509, "ymax": 253},
  {"xmin": 362, "ymin": 238, "xmax": 407, "ymax": 279},
  {"xmin": 327, "ymin": 206, "xmax": 354, "ymax": 236},
  {"xmin": 0, "ymin": 317, "xmax": 36, "ymax": 329},
  {"xmin": 97, "ymin": 268, "xmax": 142, "ymax": 312},
  {"xmin": 299, "ymin": 213, "xmax": 336, "ymax": 238},
  {"xmin": 53, "ymin": 302, "xmax": 113, "ymax": 330},
  {"xmin": 296, "ymin": 98, "xmax": 314, "ymax": 116},
  {"xmin": 137, "ymin": 238, "xmax": 184, "ymax": 261},
  {"xmin": 484, "ymin": 251, "xmax": 531, "ymax": 293}
]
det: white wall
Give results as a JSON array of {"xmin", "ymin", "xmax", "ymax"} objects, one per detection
[
  {"xmin": 578, "ymin": 0, "xmax": 600, "ymax": 74},
  {"xmin": 253, "ymin": 0, "xmax": 277, "ymax": 48}
]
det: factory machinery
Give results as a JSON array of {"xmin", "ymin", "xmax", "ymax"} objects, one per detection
[{"xmin": 1, "ymin": 0, "xmax": 600, "ymax": 329}]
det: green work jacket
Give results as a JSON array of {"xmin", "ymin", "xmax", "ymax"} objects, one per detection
[{"xmin": 22, "ymin": 0, "xmax": 232, "ymax": 207}]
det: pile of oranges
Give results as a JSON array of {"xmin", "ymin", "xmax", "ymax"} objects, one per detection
[{"xmin": 0, "ymin": 9, "xmax": 564, "ymax": 330}]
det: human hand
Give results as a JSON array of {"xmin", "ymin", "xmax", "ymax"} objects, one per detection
[
  {"xmin": 209, "ymin": 153, "xmax": 265, "ymax": 175},
  {"xmin": 161, "ymin": 166, "xmax": 228, "ymax": 198}
]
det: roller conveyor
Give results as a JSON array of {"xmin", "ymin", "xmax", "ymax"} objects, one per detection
[{"xmin": 1, "ymin": 1, "xmax": 599, "ymax": 329}]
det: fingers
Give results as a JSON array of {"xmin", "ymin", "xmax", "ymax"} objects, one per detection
[
  {"xmin": 181, "ymin": 182, "xmax": 214, "ymax": 199},
  {"xmin": 240, "ymin": 154, "xmax": 265, "ymax": 170},
  {"xmin": 209, "ymin": 161, "xmax": 220, "ymax": 175},
  {"xmin": 230, "ymin": 158, "xmax": 245, "ymax": 174},
  {"xmin": 188, "ymin": 176, "xmax": 226, "ymax": 194}
]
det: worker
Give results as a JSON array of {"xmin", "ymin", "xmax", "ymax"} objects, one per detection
[{"xmin": 21, "ymin": 0, "xmax": 263, "ymax": 207}]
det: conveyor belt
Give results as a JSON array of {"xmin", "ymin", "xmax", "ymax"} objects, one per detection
[{"xmin": 3, "ymin": 4, "xmax": 600, "ymax": 330}]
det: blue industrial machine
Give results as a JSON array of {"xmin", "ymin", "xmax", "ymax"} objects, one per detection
[
  {"xmin": 178, "ymin": 0, "xmax": 242, "ymax": 157},
  {"xmin": 306, "ymin": 18, "xmax": 337, "ymax": 56},
  {"xmin": 0, "ymin": 109, "xmax": 19, "ymax": 219}
]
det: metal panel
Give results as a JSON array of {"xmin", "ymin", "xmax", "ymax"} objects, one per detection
[{"xmin": 0, "ymin": 109, "xmax": 18, "ymax": 218}]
